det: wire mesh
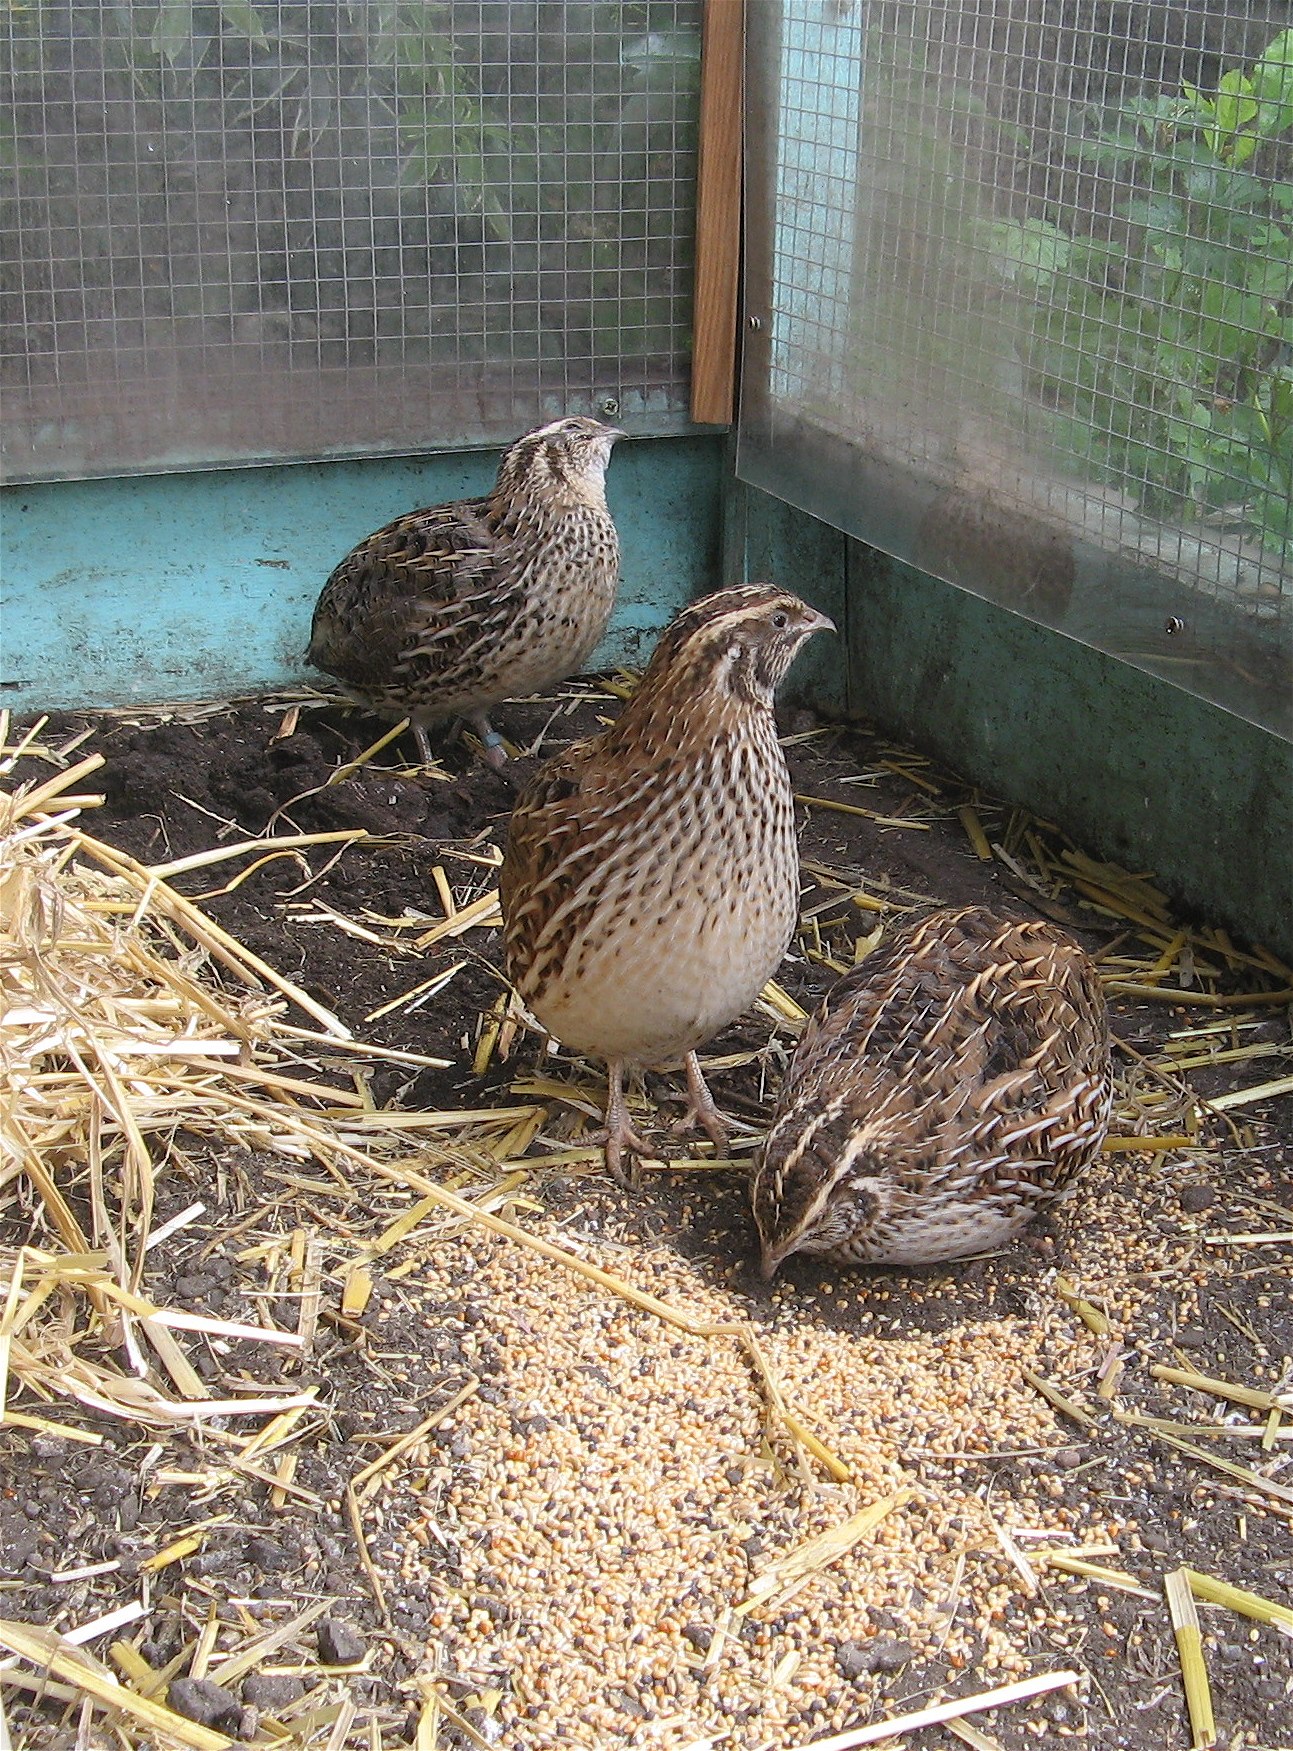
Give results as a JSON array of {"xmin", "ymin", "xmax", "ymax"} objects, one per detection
[
  {"xmin": 0, "ymin": 1, "xmax": 702, "ymax": 482},
  {"xmin": 740, "ymin": 1, "xmax": 1293, "ymax": 740}
]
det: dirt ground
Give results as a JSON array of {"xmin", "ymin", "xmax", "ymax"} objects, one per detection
[{"xmin": 2, "ymin": 684, "xmax": 1290, "ymax": 1751}]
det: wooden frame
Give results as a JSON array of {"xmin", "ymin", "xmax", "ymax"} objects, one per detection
[{"xmin": 690, "ymin": 0, "xmax": 745, "ymax": 425}]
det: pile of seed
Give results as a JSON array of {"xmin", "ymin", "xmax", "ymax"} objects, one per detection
[
  {"xmin": 351, "ymin": 1102, "xmax": 1290, "ymax": 1751},
  {"xmin": 377, "ymin": 1221, "xmax": 1125, "ymax": 1744}
]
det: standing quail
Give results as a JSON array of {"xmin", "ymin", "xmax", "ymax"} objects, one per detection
[
  {"xmin": 307, "ymin": 417, "xmax": 622, "ymax": 765},
  {"xmin": 500, "ymin": 584, "xmax": 834, "ymax": 1184},
  {"xmin": 752, "ymin": 906, "xmax": 1112, "ymax": 1274}
]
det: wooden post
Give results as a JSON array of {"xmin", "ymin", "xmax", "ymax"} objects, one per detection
[{"xmin": 690, "ymin": 0, "xmax": 745, "ymax": 425}]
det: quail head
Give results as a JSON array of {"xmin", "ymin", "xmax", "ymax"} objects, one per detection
[
  {"xmin": 500, "ymin": 583, "xmax": 834, "ymax": 1184},
  {"xmin": 752, "ymin": 906, "xmax": 1112, "ymax": 1274},
  {"xmin": 307, "ymin": 416, "xmax": 622, "ymax": 765}
]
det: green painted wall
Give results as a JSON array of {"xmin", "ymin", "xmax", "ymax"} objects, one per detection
[
  {"xmin": 0, "ymin": 435, "xmax": 724, "ymax": 712},
  {"xmin": 732, "ymin": 479, "xmax": 1293, "ymax": 959},
  {"xmin": 4, "ymin": 438, "xmax": 1287, "ymax": 955}
]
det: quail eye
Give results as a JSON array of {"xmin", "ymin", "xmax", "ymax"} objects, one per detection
[{"xmin": 771, "ymin": 610, "xmax": 790, "ymax": 630}]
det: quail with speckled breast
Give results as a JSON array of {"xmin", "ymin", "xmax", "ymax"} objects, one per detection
[
  {"xmin": 752, "ymin": 906, "xmax": 1112, "ymax": 1274},
  {"xmin": 307, "ymin": 417, "xmax": 622, "ymax": 765},
  {"xmin": 500, "ymin": 584, "xmax": 834, "ymax": 1184}
]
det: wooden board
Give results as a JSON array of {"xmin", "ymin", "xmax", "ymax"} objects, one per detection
[{"xmin": 690, "ymin": 0, "xmax": 745, "ymax": 426}]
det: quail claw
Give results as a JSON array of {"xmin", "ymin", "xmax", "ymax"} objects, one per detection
[
  {"xmin": 673, "ymin": 1051, "xmax": 729, "ymax": 1157},
  {"xmin": 598, "ymin": 1058, "xmax": 653, "ymax": 1189}
]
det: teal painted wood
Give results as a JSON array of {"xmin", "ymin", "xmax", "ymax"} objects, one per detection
[
  {"xmin": 730, "ymin": 480, "xmax": 1293, "ymax": 959},
  {"xmin": 0, "ymin": 436, "xmax": 723, "ymax": 711},
  {"xmin": 723, "ymin": 440, "xmax": 850, "ymax": 717}
]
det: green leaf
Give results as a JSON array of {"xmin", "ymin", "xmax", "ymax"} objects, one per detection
[
  {"xmin": 1118, "ymin": 194, "xmax": 1185, "ymax": 237},
  {"xmin": 150, "ymin": 0, "xmax": 193, "ymax": 65},
  {"xmin": 218, "ymin": 0, "xmax": 270, "ymax": 49},
  {"xmin": 1251, "ymin": 28, "xmax": 1293, "ymax": 118}
]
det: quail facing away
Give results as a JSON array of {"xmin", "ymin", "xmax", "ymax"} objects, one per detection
[
  {"xmin": 752, "ymin": 906, "xmax": 1112, "ymax": 1274},
  {"xmin": 500, "ymin": 583, "xmax": 834, "ymax": 1184},
  {"xmin": 307, "ymin": 417, "xmax": 622, "ymax": 765}
]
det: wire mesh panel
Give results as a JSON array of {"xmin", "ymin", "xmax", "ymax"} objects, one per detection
[
  {"xmin": 740, "ymin": 2, "xmax": 1293, "ymax": 739},
  {"xmin": 1, "ymin": 2, "xmax": 702, "ymax": 482}
]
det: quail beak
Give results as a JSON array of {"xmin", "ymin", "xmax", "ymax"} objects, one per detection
[
  {"xmin": 759, "ymin": 1239, "xmax": 790, "ymax": 1282},
  {"xmin": 804, "ymin": 608, "xmax": 836, "ymax": 637}
]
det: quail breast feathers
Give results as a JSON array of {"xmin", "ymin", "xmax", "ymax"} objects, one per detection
[
  {"xmin": 500, "ymin": 584, "xmax": 834, "ymax": 1184},
  {"xmin": 752, "ymin": 906, "xmax": 1112, "ymax": 1274},
  {"xmin": 307, "ymin": 416, "xmax": 622, "ymax": 762}
]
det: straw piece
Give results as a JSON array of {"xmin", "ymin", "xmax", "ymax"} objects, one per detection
[
  {"xmin": 793, "ymin": 1670, "xmax": 1080, "ymax": 1751},
  {"xmin": 149, "ymin": 829, "xmax": 367, "ymax": 880},
  {"xmin": 1166, "ymin": 1568, "xmax": 1217, "ymax": 1749},
  {"xmin": 141, "ymin": 1533, "xmax": 206, "ymax": 1573},
  {"xmin": 431, "ymin": 1691, "xmax": 497, "ymax": 1751},
  {"xmin": 1102, "ymin": 981, "xmax": 1293, "ymax": 1008},
  {"xmin": 780, "ymin": 1411, "xmax": 853, "ymax": 1484},
  {"xmin": 1183, "ymin": 1568, "xmax": 1293, "ymax": 1632},
  {"xmin": 1020, "ymin": 1366, "xmax": 1097, "ymax": 1429},
  {"xmin": 353, "ymin": 1379, "xmax": 480, "ymax": 1500},
  {"xmin": 204, "ymin": 1599, "xmax": 330, "ymax": 1688},
  {"xmin": 1204, "ymin": 1231, "xmax": 1293, "ymax": 1245},
  {"xmin": 70, "ymin": 829, "xmax": 352, "ymax": 1038},
  {"xmin": 1029, "ymin": 1552, "xmax": 1156, "ymax": 1598},
  {"xmin": 341, "ymin": 1263, "xmax": 373, "ymax": 1318},
  {"xmin": 1054, "ymin": 1277, "xmax": 1111, "ymax": 1335},
  {"xmin": 61, "ymin": 1600, "xmax": 149, "ymax": 1646},
  {"xmin": 759, "ymin": 980, "xmax": 809, "ymax": 1025},
  {"xmin": 945, "ymin": 1720, "xmax": 1007, "ymax": 1751},
  {"xmin": 4, "ymin": 752, "xmax": 106, "ymax": 820},
  {"xmin": 346, "ymin": 1480, "xmax": 392, "ymax": 1630},
  {"xmin": 327, "ymin": 718, "xmax": 420, "ymax": 784},
  {"xmin": 1140, "ymin": 1427, "xmax": 1293, "ymax": 1506},
  {"xmin": 956, "ymin": 806, "xmax": 993, "ymax": 860},
  {"xmin": 0, "ymin": 1619, "xmax": 231, "ymax": 1751},
  {"xmin": 736, "ymin": 1492, "xmax": 913, "ymax": 1616},
  {"xmin": 1114, "ymin": 1410, "xmax": 1285, "ymax": 1441},
  {"xmin": 412, "ymin": 889, "xmax": 501, "ymax": 950},
  {"xmin": 109, "ymin": 1639, "xmax": 161, "ymax": 1693},
  {"xmin": 796, "ymin": 793, "xmax": 932, "ymax": 830},
  {"xmin": 1100, "ymin": 1134, "xmax": 1194, "ymax": 1153},
  {"xmin": 1151, "ymin": 1365, "xmax": 1281, "ymax": 1413},
  {"xmin": 1205, "ymin": 1074, "xmax": 1293, "ymax": 1111},
  {"xmin": 0, "ymin": 1410, "xmax": 103, "ymax": 1444}
]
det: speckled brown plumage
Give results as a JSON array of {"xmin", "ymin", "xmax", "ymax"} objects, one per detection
[
  {"xmin": 752, "ymin": 906, "xmax": 1112, "ymax": 1273},
  {"xmin": 500, "ymin": 584, "xmax": 834, "ymax": 1184},
  {"xmin": 307, "ymin": 416, "xmax": 622, "ymax": 762}
]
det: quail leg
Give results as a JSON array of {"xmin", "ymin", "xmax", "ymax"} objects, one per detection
[
  {"xmin": 676, "ymin": 1051, "xmax": 729, "ymax": 1157},
  {"xmin": 598, "ymin": 1057, "xmax": 653, "ymax": 1189},
  {"xmin": 468, "ymin": 710, "xmax": 509, "ymax": 771}
]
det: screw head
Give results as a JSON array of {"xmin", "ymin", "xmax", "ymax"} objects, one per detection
[
  {"xmin": 1164, "ymin": 616, "xmax": 1185, "ymax": 635},
  {"xmin": 599, "ymin": 396, "xmax": 620, "ymax": 419},
  {"xmin": 747, "ymin": 315, "xmax": 763, "ymax": 331}
]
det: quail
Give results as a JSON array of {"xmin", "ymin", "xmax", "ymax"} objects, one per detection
[
  {"xmin": 307, "ymin": 416, "xmax": 622, "ymax": 765},
  {"xmin": 500, "ymin": 583, "xmax": 834, "ymax": 1184},
  {"xmin": 752, "ymin": 906, "xmax": 1112, "ymax": 1274}
]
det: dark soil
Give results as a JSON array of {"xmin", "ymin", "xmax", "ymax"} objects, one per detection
[{"xmin": 3, "ymin": 688, "xmax": 1290, "ymax": 1751}]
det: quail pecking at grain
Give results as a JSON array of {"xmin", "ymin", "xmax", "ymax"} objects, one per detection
[
  {"xmin": 752, "ymin": 906, "xmax": 1112, "ymax": 1274},
  {"xmin": 500, "ymin": 584, "xmax": 834, "ymax": 1184},
  {"xmin": 307, "ymin": 417, "xmax": 622, "ymax": 765}
]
